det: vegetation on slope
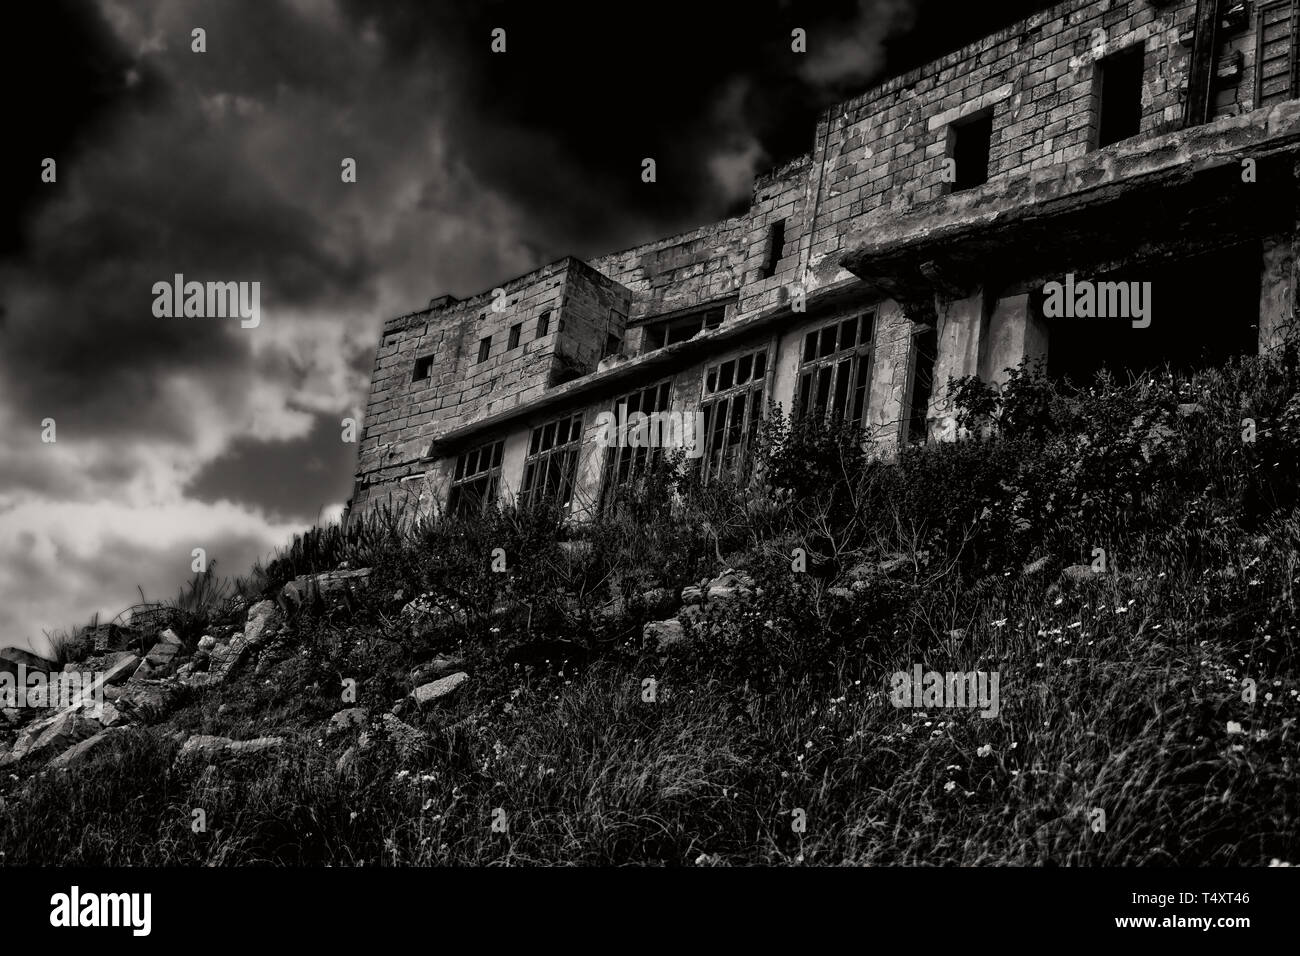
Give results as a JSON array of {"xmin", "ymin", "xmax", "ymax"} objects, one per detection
[{"xmin": 3, "ymin": 346, "xmax": 1299, "ymax": 866}]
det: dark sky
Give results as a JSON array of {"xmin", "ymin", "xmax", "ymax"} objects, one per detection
[{"xmin": 0, "ymin": 0, "xmax": 1052, "ymax": 650}]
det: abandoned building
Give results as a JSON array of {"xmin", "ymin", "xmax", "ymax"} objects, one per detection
[{"xmin": 348, "ymin": 0, "xmax": 1300, "ymax": 523}]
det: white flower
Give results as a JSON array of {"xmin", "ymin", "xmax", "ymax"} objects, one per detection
[
  {"xmin": 976, "ymin": 744, "xmax": 993, "ymax": 758},
  {"xmin": 1227, "ymin": 721, "xmax": 1244, "ymax": 734},
  {"xmin": 944, "ymin": 781, "xmax": 957, "ymax": 792}
]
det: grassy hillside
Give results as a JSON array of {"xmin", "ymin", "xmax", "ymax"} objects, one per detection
[{"xmin": 2, "ymin": 348, "xmax": 1299, "ymax": 866}]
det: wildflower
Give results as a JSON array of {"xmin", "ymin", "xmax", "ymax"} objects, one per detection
[
  {"xmin": 976, "ymin": 744, "xmax": 993, "ymax": 758},
  {"xmin": 944, "ymin": 781, "xmax": 957, "ymax": 793},
  {"xmin": 992, "ymin": 618, "xmax": 1007, "ymax": 628},
  {"xmin": 1226, "ymin": 721, "xmax": 1244, "ymax": 734}
]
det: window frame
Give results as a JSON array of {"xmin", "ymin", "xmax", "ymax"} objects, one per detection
[
  {"xmin": 521, "ymin": 413, "xmax": 584, "ymax": 512},
  {"xmin": 600, "ymin": 377, "xmax": 674, "ymax": 508},
  {"xmin": 447, "ymin": 439, "xmax": 505, "ymax": 517},
  {"xmin": 699, "ymin": 346, "xmax": 770, "ymax": 483},
  {"xmin": 794, "ymin": 311, "xmax": 877, "ymax": 428}
]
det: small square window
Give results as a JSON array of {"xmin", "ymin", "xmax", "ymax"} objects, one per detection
[
  {"xmin": 508, "ymin": 323, "xmax": 522, "ymax": 349},
  {"xmin": 947, "ymin": 110, "xmax": 993, "ymax": 192},
  {"xmin": 412, "ymin": 355, "xmax": 435, "ymax": 382},
  {"xmin": 477, "ymin": 336, "xmax": 491, "ymax": 363}
]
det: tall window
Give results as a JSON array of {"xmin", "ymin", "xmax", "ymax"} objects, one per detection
[
  {"xmin": 601, "ymin": 378, "xmax": 673, "ymax": 505},
  {"xmin": 521, "ymin": 413, "xmax": 583, "ymax": 511},
  {"xmin": 537, "ymin": 310, "xmax": 552, "ymax": 339},
  {"xmin": 761, "ymin": 219, "xmax": 787, "ymax": 278},
  {"xmin": 1257, "ymin": 0, "xmax": 1299, "ymax": 108},
  {"xmin": 447, "ymin": 439, "xmax": 504, "ymax": 516},
  {"xmin": 795, "ymin": 312, "xmax": 875, "ymax": 426},
  {"xmin": 1094, "ymin": 44, "xmax": 1144, "ymax": 149},
  {"xmin": 700, "ymin": 347, "xmax": 768, "ymax": 482}
]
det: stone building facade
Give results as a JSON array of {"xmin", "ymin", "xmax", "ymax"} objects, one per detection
[{"xmin": 350, "ymin": 0, "xmax": 1300, "ymax": 523}]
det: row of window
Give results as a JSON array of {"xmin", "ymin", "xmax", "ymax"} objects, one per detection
[{"xmin": 445, "ymin": 310, "xmax": 886, "ymax": 516}]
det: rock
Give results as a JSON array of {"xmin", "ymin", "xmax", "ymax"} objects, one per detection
[
  {"xmin": 113, "ymin": 682, "xmax": 174, "ymax": 723},
  {"xmin": 1061, "ymin": 564, "xmax": 1100, "ymax": 585},
  {"xmin": 279, "ymin": 569, "xmax": 372, "ymax": 614},
  {"xmin": 177, "ymin": 734, "xmax": 284, "ymax": 763},
  {"xmin": 3, "ymin": 709, "xmax": 99, "ymax": 765},
  {"xmin": 1177, "ymin": 402, "xmax": 1205, "ymax": 417},
  {"xmin": 1022, "ymin": 556, "xmax": 1054, "ymax": 577},
  {"xmin": 0, "ymin": 647, "xmax": 56, "ymax": 676},
  {"xmin": 328, "ymin": 707, "xmax": 368, "ymax": 737},
  {"xmin": 828, "ymin": 587, "xmax": 855, "ymax": 603},
  {"xmin": 645, "ymin": 619, "xmax": 687, "ymax": 652},
  {"xmin": 81, "ymin": 699, "xmax": 126, "ymax": 728},
  {"xmin": 411, "ymin": 672, "xmax": 469, "ymax": 707},
  {"xmin": 1, "ymin": 707, "xmax": 21, "ymax": 725},
  {"xmin": 209, "ymin": 636, "xmax": 255, "ymax": 682},
  {"xmin": 640, "ymin": 587, "xmax": 677, "ymax": 617},
  {"xmin": 243, "ymin": 600, "xmax": 281, "ymax": 645},
  {"xmin": 132, "ymin": 635, "xmax": 182, "ymax": 681},
  {"xmin": 409, "ymin": 657, "xmax": 467, "ymax": 683},
  {"xmin": 47, "ymin": 727, "xmax": 132, "ymax": 770},
  {"xmin": 197, "ymin": 635, "xmax": 217, "ymax": 652}
]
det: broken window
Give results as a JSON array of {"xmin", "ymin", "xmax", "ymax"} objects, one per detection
[
  {"xmin": 642, "ymin": 306, "xmax": 725, "ymax": 353},
  {"xmin": 447, "ymin": 439, "xmax": 504, "ymax": 517},
  {"xmin": 795, "ymin": 312, "xmax": 876, "ymax": 426},
  {"xmin": 761, "ymin": 219, "xmax": 787, "ymax": 279},
  {"xmin": 1257, "ymin": 0, "xmax": 1299, "ymax": 108},
  {"xmin": 411, "ymin": 354, "xmax": 435, "ymax": 383},
  {"xmin": 601, "ymin": 378, "xmax": 673, "ymax": 509},
  {"xmin": 508, "ymin": 323, "xmax": 522, "ymax": 350},
  {"xmin": 700, "ymin": 347, "xmax": 768, "ymax": 483},
  {"xmin": 905, "ymin": 325, "xmax": 938, "ymax": 444},
  {"xmin": 537, "ymin": 309, "xmax": 552, "ymax": 339},
  {"xmin": 521, "ymin": 413, "xmax": 584, "ymax": 512},
  {"xmin": 947, "ymin": 110, "xmax": 994, "ymax": 192},
  {"xmin": 1094, "ymin": 44, "xmax": 1145, "ymax": 149},
  {"xmin": 603, "ymin": 333, "xmax": 622, "ymax": 358},
  {"xmin": 477, "ymin": 335, "xmax": 491, "ymax": 363}
]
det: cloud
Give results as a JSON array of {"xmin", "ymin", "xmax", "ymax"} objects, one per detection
[{"xmin": 2, "ymin": 0, "xmax": 1055, "ymax": 648}]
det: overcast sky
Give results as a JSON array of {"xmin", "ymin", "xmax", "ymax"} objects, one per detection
[{"xmin": 0, "ymin": 0, "xmax": 1049, "ymax": 652}]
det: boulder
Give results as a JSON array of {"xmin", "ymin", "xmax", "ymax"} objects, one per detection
[
  {"xmin": 1061, "ymin": 564, "xmax": 1100, "ymax": 585},
  {"xmin": 279, "ymin": 569, "xmax": 372, "ymax": 614},
  {"xmin": 196, "ymin": 635, "xmax": 217, "ymax": 652},
  {"xmin": 645, "ymin": 619, "xmax": 687, "ymax": 652},
  {"xmin": 327, "ymin": 707, "xmax": 368, "ymax": 737},
  {"xmin": 409, "ymin": 657, "xmax": 467, "ymax": 684},
  {"xmin": 0, "ymin": 647, "xmax": 56, "ymax": 676},
  {"xmin": 177, "ymin": 734, "xmax": 285, "ymax": 763},
  {"xmin": 2, "ymin": 709, "xmax": 99, "ymax": 766},
  {"xmin": 132, "ymin": 631, "xmax": 183, "ymax": 681},
  {"xmin": 48, "ymin": 727, "xmax": 132, "ymax": 771},
  {"xmin": 1022, "ymin": 556, "xmax": 1054, "ymax": 578},
  {"xmin": 209, "ymin": 636, "xmax": 254, "ymax": 682},
  {"xmin": 412, "ymin": 672, "xmax": 469, "ymax": 707},
  {"xmin": 243, "ymin": 600, "xmax": 281, "ymax": 645}
]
